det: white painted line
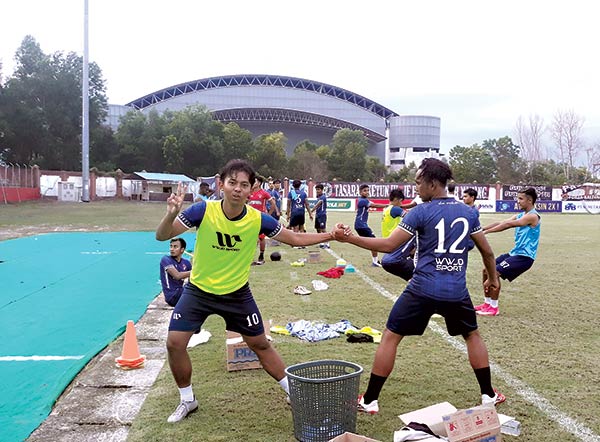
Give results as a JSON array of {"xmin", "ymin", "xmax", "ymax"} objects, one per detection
[
  {"xmin": 145, "ymin": 252, "xmax": 164, "ymax": 255},
  {"xmin": 0, "ymin": 355, "xmax": 85, "ymax": 361},
  {"xmin": 80, "ymin": 251, "xmax": 113, "ymax": 255},
  {"xmin": 325, "ymin": 247, "xmax": 600, "ymax": 442}
]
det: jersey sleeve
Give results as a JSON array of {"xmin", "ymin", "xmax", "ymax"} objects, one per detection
[
  {"xmin": 469, "ymin": 209, "xmax": 483, "ymax": 236},
  {"xmin": 178, "ymin": 201, "xmax": 208, "ymax": 229},
  {"xmin": 260, "ymin": 212, "xmax": 284, "ymax": 237},
  {"xmin": 390, "ymin": 206, "xmax": 404, "ymax": 218},
  {"xmin": 399, "ymin": 204, "xmax": 422, "ymax": 236},
  {"xmin": 160, "ymin": 255, "xmax": 174, "ymax": 269}
]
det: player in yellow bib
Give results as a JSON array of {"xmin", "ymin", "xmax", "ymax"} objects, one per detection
[{"xmin": 156, "ymin": 159, "xmax": 337, "ymax": 423}]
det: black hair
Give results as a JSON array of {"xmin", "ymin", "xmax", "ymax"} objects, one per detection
[
  {"xmin": 519, "ymin": 187, "xmax": 537, "ymax": 204},
  {"xmin": 292, "ymin": 179, "xmax": 301, "ymax": 189},
  {"xmin": 359, "ymin": 184, "xmax": 369, "ymax": 191},
  {"xmin": 273, "ymin": 179, "xmax": 281, "ymax": 184},
  {"xmin": 418, "ymin": 158, "xmax": 453, "ymax": 187},
  {"xmin": 389, "ymin": 188, "xmax": 405, "ymax": 201},
  {"xmin": 447, "ymin": 182, "xmax": 456, "ymax": 193},
  {"xmin": 199, "ymin": 182, "xmax": 209, "ymax": 187},
  {"xmin": 219, "ymin": 159, "xmax": 256, "ymax": 186},
  {"xmin": 315, "ymin": 183, "xmax": 324, "ymax": 190},
  {"xmin": 463, "ymin": 188, "xmax": 478, "ymax": 200},
  {"xmin": 170, "ymin": 237, "xmax": 187, "ymax": 249}
]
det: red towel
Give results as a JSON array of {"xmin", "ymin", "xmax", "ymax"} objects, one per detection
[{"xmin": 317, "ymin": 267, "xmax": 345, "ymax": 278}]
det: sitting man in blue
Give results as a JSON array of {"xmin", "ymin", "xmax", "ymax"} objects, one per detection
[
  {"xmin": 160, "ymin": 238, "xmax": 192, "ymax": 307},
  {"xmin": 334, "ymin": 158, "xmax": 505, "ymax": 414},
  {"xmin": 475, "ymin": 187, "xmax": 540, "ymax": 317}
]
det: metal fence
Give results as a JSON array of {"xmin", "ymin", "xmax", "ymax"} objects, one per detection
[{"xmin": 0, "ymin": 163, "xmax": 36, "ymax": 188}]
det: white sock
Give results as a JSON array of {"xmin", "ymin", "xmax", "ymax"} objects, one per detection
[
  {"xmin": 484, "ymin": 297, "xmax": 492, "ymax": 304},
  {"xmin": 490, "ymin": 299, "xmax": 499, "ymax": 308},
  {"xmin": 179, "ymin": 385, "xmax": 194, "ymax": 402},
  {"xmin": 278, "ymin": 376, "xmax": 290, "ymax": 395},
  {"xmin": 372, "ymin": 256, "xmax": 378, "ymax": 264}
]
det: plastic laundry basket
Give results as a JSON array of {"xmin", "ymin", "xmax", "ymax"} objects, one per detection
[{"xmin": 285, "ymin": 360, "xmax": 363, "ymax": 442}]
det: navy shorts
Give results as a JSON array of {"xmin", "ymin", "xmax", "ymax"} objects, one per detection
[
  {"xmin": 387, "ymin": 289, "xmax": 478, "ymax": 337},
  {"xmin": 289, "ymin": 213, "xmax": 306, "ymax": 228},
  {"xmin": 496, "ymin": 253, "xmax": 534, "ymax": 281},
  {"xmin": 169, "ymin": 283, "xmax": 265, "ymax": 336},
  {"xmin": 355, "ymin": 227, "xmax": 375, "ymax": 238},
  {"xmin": 314, "ymin": 214, "xmax": 327, "ymax": 230}
]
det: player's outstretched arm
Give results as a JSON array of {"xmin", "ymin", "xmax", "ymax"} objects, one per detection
[
  {"xmin": 275, "ymin": 227, "xmax": 333, "ymax": 247},
  {"xmin": 334, "ymin": 225, "xmax": 412, "ymax": 253},
  {"xmin": 156, "ymin": 182, "xmax": 189, "ymax": 241}
]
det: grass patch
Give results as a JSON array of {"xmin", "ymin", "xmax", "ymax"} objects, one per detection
[{"xmin": 2, "ymin": 201, "xmax": 599, "ymax": 441}]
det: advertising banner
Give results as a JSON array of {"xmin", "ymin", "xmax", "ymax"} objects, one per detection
[
  {"xmin": 320, "ymin": 182, "xmax": 491, "ymax": 200},
  {"xmin": 562, "ymin": 200, "xmax": 600, "ymax": 214},
  {"xmin": 308, "ymin": 198, "xmax": 354, "ymax": 211},
  {"xmin": 561, "ymin": 183, "xmax": 600, "ymax": 200},
  {"xmin": 501, "ymin": 184, "xmax": 552, "ymax": 201},
  {"xmin": 496, "ymin": 200, "xmax": 562, "ymax": 213}
]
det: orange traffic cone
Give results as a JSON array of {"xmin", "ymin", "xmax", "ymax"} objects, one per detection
[{"xmin": 115, "ymin": 320, "xmax": 146, "ymax": 369}]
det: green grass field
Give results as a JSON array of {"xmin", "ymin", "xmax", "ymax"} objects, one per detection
[{"xmin": 2, "ymin": 200, "xmax": 599, "ymax": 441}]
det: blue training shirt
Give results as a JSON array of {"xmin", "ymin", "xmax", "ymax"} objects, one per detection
[
  {"xmin": 288, "ymin": 190, "xmax": 308, "ymax": 216},
  {"xmin": 510, "ymin": 209, "xmax": 540, "ymax": 260},
  {"xmin": 315, "ymin": 194, "xmax": 327, "ymax": 216},
  {"xmin": 400, "ymin": 197, "xmax": 482, "ymax": 301},
  {"xmin": 354, "ymin": 197, "xmax": 371, "ymax": 229}
]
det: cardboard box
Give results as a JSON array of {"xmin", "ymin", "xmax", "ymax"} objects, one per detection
[
  {"xmin": 225, "ymin": 325, "xmax": 271, "ymax": 372},
  {"xmin": 328, "ymin": 432, "xmax": 381, "ymax": 442},
  {"xmin": 443, "ymin": 405, "xmax": 501, "ymax": 442},
  {"xmin": 399, "ymin": 401, "xmax": 458, "ymax": 437}
]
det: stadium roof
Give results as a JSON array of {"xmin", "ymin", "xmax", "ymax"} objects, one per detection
[
  {"xmin": 126, "ymin": 74, "xmax": 399, "ymax": 119},
  {"xmin": 133, "ymin": 172, "xmax": 195, "ymax": 183}
]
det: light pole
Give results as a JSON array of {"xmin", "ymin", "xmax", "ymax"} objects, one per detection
[{"xmin": 81, "ymin": 0, "xmax": 90, "ymax": 202}]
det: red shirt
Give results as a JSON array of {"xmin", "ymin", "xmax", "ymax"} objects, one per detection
[{"xmin": 248, "ymin": 189, "xmax": 272, "ymax": 213}]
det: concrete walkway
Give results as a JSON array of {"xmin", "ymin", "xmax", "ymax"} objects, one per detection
[{"xmin": 28, "ymin": 295, "xmax": 171, "ymax": 442}]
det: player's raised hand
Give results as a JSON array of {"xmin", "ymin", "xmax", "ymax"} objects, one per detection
[{"xmin": 166, "ymin": 182, "xmax": 185, "ymax": 216}]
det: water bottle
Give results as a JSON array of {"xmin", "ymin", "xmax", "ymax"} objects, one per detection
[{"xmin": 501, "ymin": 419, "xmax": 521, "ymax": 436}]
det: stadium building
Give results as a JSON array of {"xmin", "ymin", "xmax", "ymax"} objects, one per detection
[{"xmin": 108, "ymin": 74, "xmax": 441, "ymax": 170}]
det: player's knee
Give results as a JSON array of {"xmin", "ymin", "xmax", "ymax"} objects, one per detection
[{"xmin": 166, "ymin": 333, "xmax": 189, "ymax": 352}]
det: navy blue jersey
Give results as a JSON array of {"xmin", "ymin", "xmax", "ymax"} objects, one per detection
[
  {"xmin": 288, "ymin": 190, "xmax": 308, "ymax": 215},
  {"xmin": 400, "ymin": 198, "xmax": 482, "ymax": 301},
  {"xmin": 354, "ymin": 197, "xmax": 371, "ymax": 229},
  {"xmin": 315, "ymin": 194, "xmax": 327, "ymax": 216}
]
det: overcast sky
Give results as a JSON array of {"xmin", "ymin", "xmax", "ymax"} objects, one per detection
[{"xmin": 2, "ymin": 0, "xmax": 599, "ymax": 160}]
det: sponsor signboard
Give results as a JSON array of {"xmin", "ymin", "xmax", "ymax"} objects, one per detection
[
  {"xmin": 321, "ymin": 182, "xmax": 491, "ymax": 200},
  {"xmin": 562, "ymin": 200, "xmax": 600, "ymax": 213},
  {"xmin": 501, "ymin": 184, "xmax": 552, "ymax": 201},
  {"xmin": 308, "ymin": 198, "xmax": 354, "ymax": 211},
  {"xmin": 496, "ymin": 200, "xmax": 561, "ymax": 213}
]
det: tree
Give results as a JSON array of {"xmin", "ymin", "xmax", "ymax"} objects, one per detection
[
  {"xmin": 327, "ymin": 129, "xmax": 368, "ymax": 180},
  {"xmin": 449, "ymin": 144, "xmax": 496, "ymax": 183},
  {"xmin": 515, "ymin": 114, "xmax": 546, "ymax": 181},
  {"xmin": 550, "ymin": 109, "xmax": 585, "ymax": 181},
  {"xmin": 221, "ymin": 122, "xmax": 254, "ymax": 163},
  {"xmin": 251, "ymin": 132, "xmax": 288, "ymax": 178},
  {"xmin": 483, "ymin": 136, "xmax": 525, "ymax": 184},
  {"xmin": 0, "ymin": 35, "xmax": 109, "ymax": 169},
  {"xmin": 287, "ymin": 143, "xmax": 329, "ymax": 181}
]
